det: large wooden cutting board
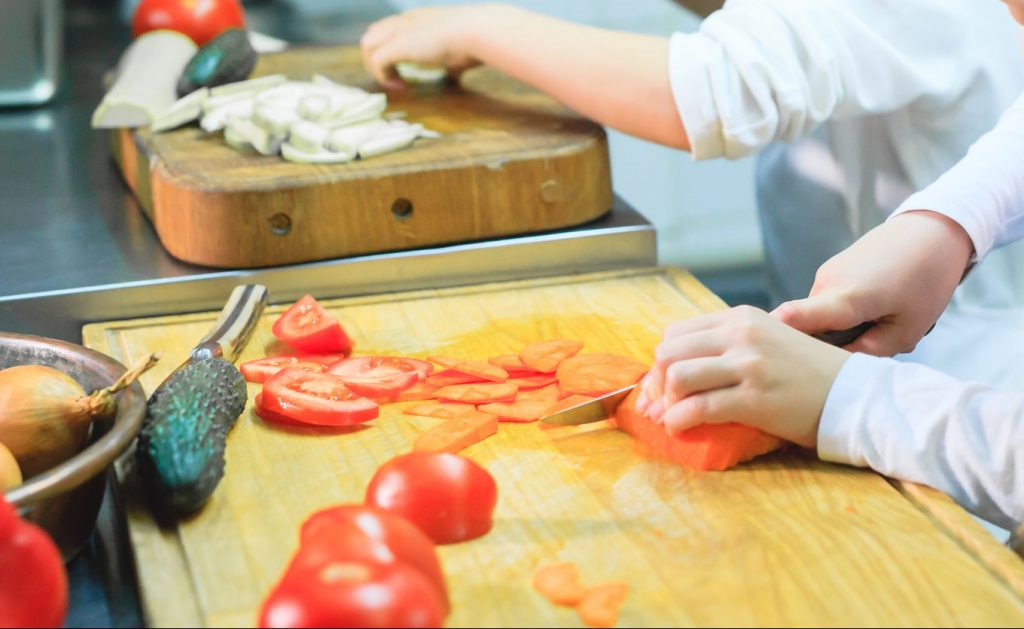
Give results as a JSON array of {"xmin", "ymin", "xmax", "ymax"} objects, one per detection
[
  {"xmin": 82, "ymin": 268, "xmax": 1024, "ymax": 627},
  {"xmin": 111, "ymin": 46, "xmax": 612, "ymax": 269}
]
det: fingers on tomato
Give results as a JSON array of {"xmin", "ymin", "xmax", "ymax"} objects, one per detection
[
  {"xmin": 365, "ymin": 452, "xmax": 498, "ymax": 544},
  {"xmin": 262, "ymin": 368, "xmax": 379, "ymax": 426},
  {"xmin": 272, "ymin": 295, "xmax": 355, "ymax": 355}
]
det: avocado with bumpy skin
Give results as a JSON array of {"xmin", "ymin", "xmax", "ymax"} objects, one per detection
[
  {"xmin": 176, "ymin": 28, "xmax": 257, "ymax": 97},
  {"xmin": 136, "ymin": 357, "xmax": 248, "ymax": 515}
]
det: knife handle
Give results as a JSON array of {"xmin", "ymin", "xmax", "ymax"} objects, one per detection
[
  {"xmin": 190, "ymin": 284, "xmax": 268, "ymax": 364},
  {"xmin": 812, "ymin": 321, "xmax": 874, "ymax": 347}
]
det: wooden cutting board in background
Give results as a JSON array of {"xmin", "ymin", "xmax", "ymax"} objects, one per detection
[
  {"xmin": 111, "ymin": 46, "xmax": 612, "ymax": 269},
  {"xmin": 81, "ymin": 268, "xmax": 1024, "ymax": 627}
]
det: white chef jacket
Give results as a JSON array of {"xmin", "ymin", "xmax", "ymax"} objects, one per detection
[
  {"xmin": 668, "ymin": 0, "xmax": 1024, "ymax": 389},
  {"xmin": 819, "ymin": 94, "xmax": 1024, "ymax": 530}
]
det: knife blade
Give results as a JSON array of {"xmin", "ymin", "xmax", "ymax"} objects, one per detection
[{"xmin": 539, "ymin": 321, "xmax": 874, "ymax": 426}]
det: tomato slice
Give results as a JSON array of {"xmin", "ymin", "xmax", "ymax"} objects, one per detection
[
  {"xmin": 272, "ymin": 295, "xmax": 355, "ymax": 354},
  {"xmin": 327, "ymin": 356, "xmax": 433, "ymax": 382},
  {"xmin": 262, "ymin": 368, "xmax": 378, "ymax": 426},
  {"xmin": 240, "ymin": 354, "xmax": 343, "ymax": 384},
  {"xmin": 253, "ymin": 393, "xmax": 305, "ymax": 427},
  {"xmin": 339, "ymin": 373, "xmax": 417, "ymax": 401}
]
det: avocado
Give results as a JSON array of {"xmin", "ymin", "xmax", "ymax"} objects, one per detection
[
  {"xmin": 136, "ymin": 357, "xmax": 248, "ymax": 516},
  {"xmin": 176, "ymin": 29, "xmax": 257, "ymax": 97}
]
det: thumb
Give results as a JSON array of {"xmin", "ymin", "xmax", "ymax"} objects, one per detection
[{"xmin": 771, "ymin": 294, "xmax": 859, "ymax": 333}]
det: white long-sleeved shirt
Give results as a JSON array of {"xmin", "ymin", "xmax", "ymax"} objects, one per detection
[
  {"xmin": 668, "ymin": 0, "xmax": 1024, "ymax": 389},
  {"xmin": 818, "ymin": 96, "xmax": 1024, "ymax": 530}
]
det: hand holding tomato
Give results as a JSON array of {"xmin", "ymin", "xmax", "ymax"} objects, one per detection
[{"xmin": 132, "ymin": 0, "xmax": 246, "ymax": 46}]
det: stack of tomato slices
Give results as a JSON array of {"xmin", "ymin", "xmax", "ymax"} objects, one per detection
[{"xmin": 243, "ymin": 296, "xmax": 649, "ymax": 432}]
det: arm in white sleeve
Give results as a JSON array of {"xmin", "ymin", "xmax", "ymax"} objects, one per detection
[
  {"xmin": 819, "ymin": 353, "xmax": 1024, "ymax": 530},
  {"xmin": 669, "ymin": 0, "xmax": 990, "ymax": 159},
  {"xmin": 891, "ymin": 94, "xmax": 1024, "ymax": 260}
]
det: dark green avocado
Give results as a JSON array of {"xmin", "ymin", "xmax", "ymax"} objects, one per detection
[
  {"xmin": 176, "ymin": 28, "xmax": 258, "ymax": 97},
  {"xmin": 136, "ymin": 357, "xmax": 248, "ymax": 516}
]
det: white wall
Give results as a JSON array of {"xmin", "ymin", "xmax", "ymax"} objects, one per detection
[{"xmin": 392, "ymin": 0, "xmax": 763, "ymax": 271}]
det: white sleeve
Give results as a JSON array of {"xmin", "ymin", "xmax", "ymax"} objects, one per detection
[
  {"xmin": 818, "ymin": 353, "xmax": 1024, "ymax": 530},
  {"xmin": 669, "ymin": 0, "xmax": 987, "ymax": 159},
  {"xmin": 890, "ymin": 94, "xmax": 1024, "ymax": 260}
]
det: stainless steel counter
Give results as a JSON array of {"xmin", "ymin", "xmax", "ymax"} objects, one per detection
[{"xmin": 0, "ymin": 0, "xmax": 655, "ymax": 343}]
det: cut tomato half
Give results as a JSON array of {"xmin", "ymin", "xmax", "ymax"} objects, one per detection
[
  {"xmin": 272, "ymin": 295, "xmax": 355, "ymax": 354},
  {"xmin": 262, "ymin": 368, "xmax": 378, "ymax": 426},
  {"xmin": 240, "ymin": 354, "xmax": 343, "ymax": 384},
  {"xmin": 328, "ymin": 356, "xmax": 434, "ymax": 382}
]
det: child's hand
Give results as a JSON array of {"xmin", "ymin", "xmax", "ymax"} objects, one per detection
[
  {"xmin": 643, "ymin": 307, "xmax": 849, "ymax": 447},
  {"xmin": 773, "ymin": 210, "xmax": 975, "ymax": 356},
  {"xmin": 361, "ymin": 6, "xmax": 490, "ymax": 89}
]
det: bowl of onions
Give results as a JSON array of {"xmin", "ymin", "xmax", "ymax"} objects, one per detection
[{"xmin": 0, "ymin": 332, "xmax": 149, "ymax": 559}]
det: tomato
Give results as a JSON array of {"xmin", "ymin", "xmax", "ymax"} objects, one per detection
[
  {"xmin": 298, "ymin": 505, "xmax": 448, "ymax": 611},
  {"xmin": 272, "ymin": 295, "xmax": 355, "ymax": 355},
  {"xmin": 328, "ymin": 356, "xmax": 433, "ymax": 382},
  {"xmin": 240, "ymin": 354, "xmax": 344, "ymax": 384},
  {"xmin": 336, "ymin": 373, "xmax": 418, "ymax": 401},
  {"xmin": 0, "ymin": 498, "xmax": 68, "ymax": 629},
  {"xmin": 262, "ymin": 368, "xmax": 378, "ymax": 426},
  {"xmin": 253, "ymin": 393, "xmax": 305, "ymax": 427},
  {"xmin": 259, "ymin": 560, "xmax": 445, "ymax": 629},
  {"xmin": 365, "ymin": 452, "xmax": 498, "ymax": 544},
  {"xmin": 132, "ymin": 0, "xmax": 246, "ymax": 46}
]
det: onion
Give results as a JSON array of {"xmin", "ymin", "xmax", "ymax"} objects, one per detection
[
  {"xmin": 0, "ymin": 441, "xmax": 20, "ymax": 491},
  {"xmin": 0, "ymin": 354, "xmax": 158, "ymax": 479}
]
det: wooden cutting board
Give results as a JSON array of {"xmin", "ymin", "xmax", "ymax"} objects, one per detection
[
  {"xmin": 111, "ymin": 46, "xmax": 612, "ymax": 269},
  {"xmin": 82, "ymin": 268, "xmax": 1024, "ymax": 628}
]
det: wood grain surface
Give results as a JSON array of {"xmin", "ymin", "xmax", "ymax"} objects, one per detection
[
  {"xmin": 82, "ymin": 268, "xmax": 1024, "ymax": 627},
  {"xmin": 111, "ymin": 46, "xmax": 612, "ymax": 269}
]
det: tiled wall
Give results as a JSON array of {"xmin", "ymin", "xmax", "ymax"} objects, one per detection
[{"xmin": 392, "ymin": 0, "xmax": 763, "ymax": 272}]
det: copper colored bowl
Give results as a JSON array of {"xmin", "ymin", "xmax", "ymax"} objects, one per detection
[{"xmin": 1, "ymin": 332, "xmax": 146, "ymax": 559}]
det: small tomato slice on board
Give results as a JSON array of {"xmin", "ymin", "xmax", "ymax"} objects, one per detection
[
  {"xmin": 298, "ymin": 505, "xmax": 449, "ymax": 612},
  {"xmin": 365, "ymin": 452, "xmax": 498, "ymax": 544},
  {"xmin": 433, "ymin": 382, "xmax": 518, "ymax": 404},
  {"xmin": 258, "ymin": 560, "xmax": 445, "ymax": 629},
  {"xmin": 272, "ymin": 295, "xmax": 355, "ymax": 354},
  {"xmin": 328, "ymin": 356, "xmax": 433, "ymax": 382},
  {"xmin": 254, "ymin": 393, "xmax": 305, "ymax": 427},
  {"xmin": 520, "ymin": 339, "xmax": 584, "ymax": 373},
  {"xmin": 340, "ymin": 373, "xmax": 418, "ymax": 401},
  {"xmin": 240, "ymin": 355, "xmax": 343, "ymax": 384},
  {"xmin": 262, "ymin": 368, "xmax": 378, "ymax": 426}
]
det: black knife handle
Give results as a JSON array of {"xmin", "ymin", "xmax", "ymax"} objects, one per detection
[{"xmin": 812, "ymin": 321, "xmax": 874, "ymax": 347}]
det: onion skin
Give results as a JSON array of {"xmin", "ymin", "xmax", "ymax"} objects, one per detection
[
  {"xmin": 0, "ymin": 442, "xmax": 20, "ymax": 491},
  {"xmin": 0, "ymin": 366, "xmax": 102, "ymax": 479}
]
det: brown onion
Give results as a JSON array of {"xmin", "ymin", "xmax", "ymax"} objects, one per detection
[
  {"xmin": 0, "ymin": 441, "xmax": 20, "ymax": 491},
  {"xmin": 0, "ymin": 354, "xmax": 158, "ymax": 478}
]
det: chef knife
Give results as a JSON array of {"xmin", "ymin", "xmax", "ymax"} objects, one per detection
[{"xmin": 540, "ymin": 321, "xmax": 875, "ymax": 426}]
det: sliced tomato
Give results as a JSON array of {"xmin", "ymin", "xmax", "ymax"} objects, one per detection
[
  {"xmin": 328, "ymin": 356, "xmax": 433, "ymax": 383},
  {"xmin": 272, "ymin": 295, "xmax": 355, "ymax": 354},
  {"xmin": 262, "ymin": 368, "xmax": 378, "ymax": 426},
  {"xmin": 253, "ymin": 393, "xmax": 305, "ymax": 427},
  {"xmin": 340, "ymin": 373, "xmax": 418, "ymax": 401},
  {"xmin": 240, "ymin": 354, "xmax": 343, "ymax": 384}
]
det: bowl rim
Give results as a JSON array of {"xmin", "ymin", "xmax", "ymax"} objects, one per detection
[{"xmin": 2, "ymin": 332, "xmax": 147, "ymax": 507}]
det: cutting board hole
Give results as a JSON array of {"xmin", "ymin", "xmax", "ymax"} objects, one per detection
[
  {"xmin": 268, "ymin": 213, "xmax": 292, "ymax": 236},
  {"xmin": 391, "ymin": 198, "xmax": 414, "ymax": 220}
]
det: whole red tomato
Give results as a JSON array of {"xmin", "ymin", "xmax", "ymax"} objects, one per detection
[
  {"xmin": 0, "ymin": 499, "xmax": 68, "ymax": 628},
  {"xmin": 132, "ymin": 0, "xmax": 246, "ymax": 46},
  {"xmin": 297, "ymin": 505, "xmax": 450, "ymax": 612},
  {"xmin": 259, "ymin": 560, "xmax": 445, "ymax": 629},
  {"xmin": 365, "ymin": 452, "xmax": 498, "ymax": 544}
]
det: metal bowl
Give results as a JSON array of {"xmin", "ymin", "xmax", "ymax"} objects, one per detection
[{"xmin": 1, "ymin": 332, "xmax": 146, "ymax": 559}]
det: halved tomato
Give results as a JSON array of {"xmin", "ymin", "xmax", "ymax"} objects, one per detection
[
  {"xmin": 272, "ymin": 295, "xmax": 355, "ymax": 354},
  {"xmin": 327, "ymin": 356, "xmax": 433, "ymax": 382},
  {"xmin": 262, "ymin": 368, "xmax": 378, "ymax": 426},
  {"xmin": 240, "ymin": 354, "xmax": 345, "ymax": 384}
]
